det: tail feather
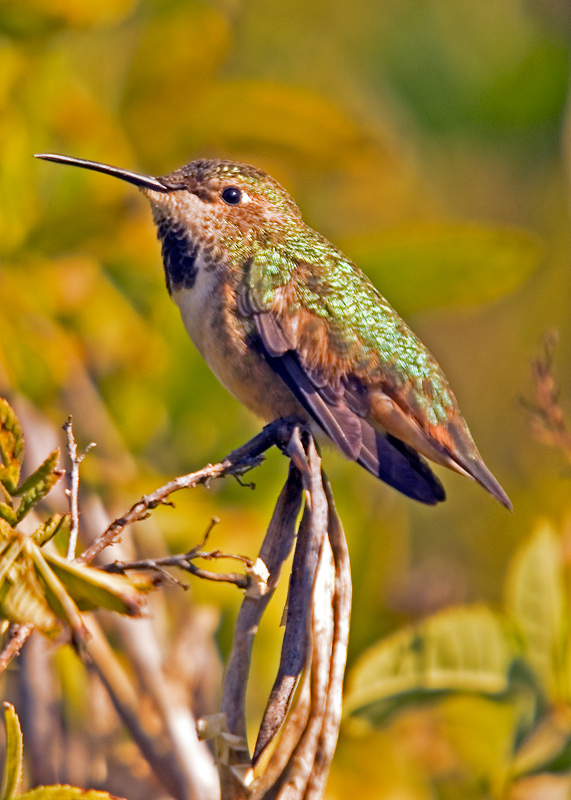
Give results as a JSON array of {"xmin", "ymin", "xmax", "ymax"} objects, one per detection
[
  {"xmin": 444, "ymin": 421, "xmax": 512, "ymax": 510},
  {"xmin": 358, "ymin": 422, "xmax": 445, "ymax": 505}
]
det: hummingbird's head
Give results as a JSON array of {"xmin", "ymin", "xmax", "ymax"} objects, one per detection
[
  {"xmin": 34, "ymin": 153, "xmax": 303, "ymax": 288},
  {"xmin": 34, "ymin": 153, "xmax": 302, "ymax": 229},
  {"xmin": 145, "ymin": 159, "xmax": 302, "ymax": 244}
]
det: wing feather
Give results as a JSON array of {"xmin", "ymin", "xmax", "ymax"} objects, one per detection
[
  {"xmin": 253, "ymin": 312, "xmax": 446, "ymax": 504},
  {"xmin": 239, "ymin": 249, "xmax": 509, "ymax": 508}
]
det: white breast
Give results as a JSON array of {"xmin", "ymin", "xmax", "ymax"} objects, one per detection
[{"xmin": 171, "ymin": 252, "xmax": 221, "ymax": 360}]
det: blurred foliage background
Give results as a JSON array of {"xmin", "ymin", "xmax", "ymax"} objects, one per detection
[{"xmin": 1, "ymin": 0, "xmax": 571, "ymax": 797}]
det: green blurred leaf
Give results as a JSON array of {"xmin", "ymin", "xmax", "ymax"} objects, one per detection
[
  {"xmin": 0, "ymin": 398, "xmax": 24, "ymax": 495},
  {"xmin": 343, "ymin": 223, "xmax": 540, "ymax": 315},
  {"xmin": 505, "ymin": 522, "xmax": 568, "ymax": 702},
  {"xmin": 1, "ymin": 703, "xmax": 23, "ymax": 800},
  {"xmin": 344, "ymin": 606, "xmax": 518, "ymax": 723},
  {"xmin": 43, "ymin": 551, "xmax": 149, "ymax": 616},
  {"xmin": 189, "ymin": 80, "xmax": 369, "ymax": 165},
  {"xmin": 512, "ymin": 708, "xmax": 571, "ymax": 778},
  {"xmin": 14, "ymin": 450, "xmax": 62, "ymax": 522}
]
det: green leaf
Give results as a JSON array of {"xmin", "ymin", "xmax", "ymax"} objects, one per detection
[
  {"xmin": 28, "ymin": 544, "xmax": 88, "ymax": 644},
  {"xmin": 344, "ymin": 606, "xmax": 518, "ymax": 723},
  {"xmin": 0, "ymin": 538, "xmax": 26, "ymax": 587},
  {"xmin": 15, "ymin": 451, "xmax": 62, "ymax": 522},
  {"xmin": 342, "ymin": 223, "xmax": 540, "ymax": 316},
  {"xmin": 43, "ymin": 551, "xmax": 149, "ymax": 616},
  {"xmin": 0, "ymin": 519, "xmax": 13, "ymax": 542},
  {"xmin": 0, "ymin": 399, "xmax": 24, "ymax": 495},
  {"xmin": 19, "ymin": 787, "xmax": 127, "ymax": 800},
  {"xmin": 0, "ymin": 504, "xmax": 17, "ymax": 526},
  {"xmin": 1, "ymin": 703, "xmax": 23, "ymax": 800},
  {"xmin": 32, "ymin": 514, "xmax": 71, "ymax": 547},
  {"xmin": 505, "ymin": 522, "xmax": 567, "ymax": 701},
  {"xmin": 0, "ymin": 557, "xmax": 62, "ymax": 636}
]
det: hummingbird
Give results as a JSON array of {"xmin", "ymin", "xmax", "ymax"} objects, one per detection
[{"xmin": 35, "ymin": 153, "xmax": 511, "ymax": 509}]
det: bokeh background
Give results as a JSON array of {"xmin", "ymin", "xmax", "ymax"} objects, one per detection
[{"xmin": 1, "ymin": 0, "xmax": 571, "ymax": 798}]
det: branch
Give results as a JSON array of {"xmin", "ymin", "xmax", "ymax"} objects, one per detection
[
  {"xmin": 103, "ymin": 517, "xmax": 255, "ymax": 590},
  {"xmin": 62, "ymin": 416, "xmax": 96, "ymax": 560},
  {"xmin": 77, "ymin": 418, "xmax": 300, "ymax": 566},
  {"xmin": 0, "ymin": 624, "xmax": 34, "ymax": 674}
]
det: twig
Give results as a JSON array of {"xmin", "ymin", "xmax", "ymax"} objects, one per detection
[
  {"xmin": 107, "ymin": 555, "xmax": 251, "ymax": 590},
  {"xmin": 102, "ymin": 516, "xmax": 255, "ymax": 590},
  {"xmin": 62, "ymin": 417, "xmax": 96, "ymax": 560},
  {"xmin": 108, "ymin": 614, "xmax": 221, "ymax": 800},
  {"xmin": 17, "ymin": 632, "xmax": 62, "ymax": 785},
  {"xmin": 0, "ymin": 624, "xmax": 34, "ymax": 673},
  {"xmin": 77, "ymin": 418, "xmax": 300, "ymax": 566},
  {"xmin": 251, "ymin": 439, "xmax": 330, "ymax": 800}
]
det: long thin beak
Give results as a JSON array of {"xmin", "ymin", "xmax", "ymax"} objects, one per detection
[{"xmin": 34, "ymin": 153, "xmax": 170, "ymax": 192}]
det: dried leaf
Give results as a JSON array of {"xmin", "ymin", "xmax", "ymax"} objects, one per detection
[{"xmin": 0, "ymin": 538, "xmax": 26, "ymax": 587}]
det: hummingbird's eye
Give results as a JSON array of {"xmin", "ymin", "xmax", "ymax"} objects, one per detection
[{"xmin": 221, "ymin": 186, "xmax": 242, "ymax": 206}]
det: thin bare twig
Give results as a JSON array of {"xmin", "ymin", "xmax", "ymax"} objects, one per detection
[
  {"xmin": 107, "ymin": 555, "xmax": 251, "ymax": 590},
  {"xmin": 0, "ymin": 624, "xmax": 34, "ymax": 673},
  {"xmin": 62, "ymin": 416, "xmax": 95, "ymax": 560},
  {"xmin": 103, "ymin": 515, "xmax": 254, "ymax": 589},
  {"xmin": 77, "ymin": 418, "xmax": 299, "ymax": 566}
]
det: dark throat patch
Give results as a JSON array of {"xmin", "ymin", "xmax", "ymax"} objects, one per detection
[{"xmin": 157, "ymin": 222, "xmax": 199, "ymax": 293}]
